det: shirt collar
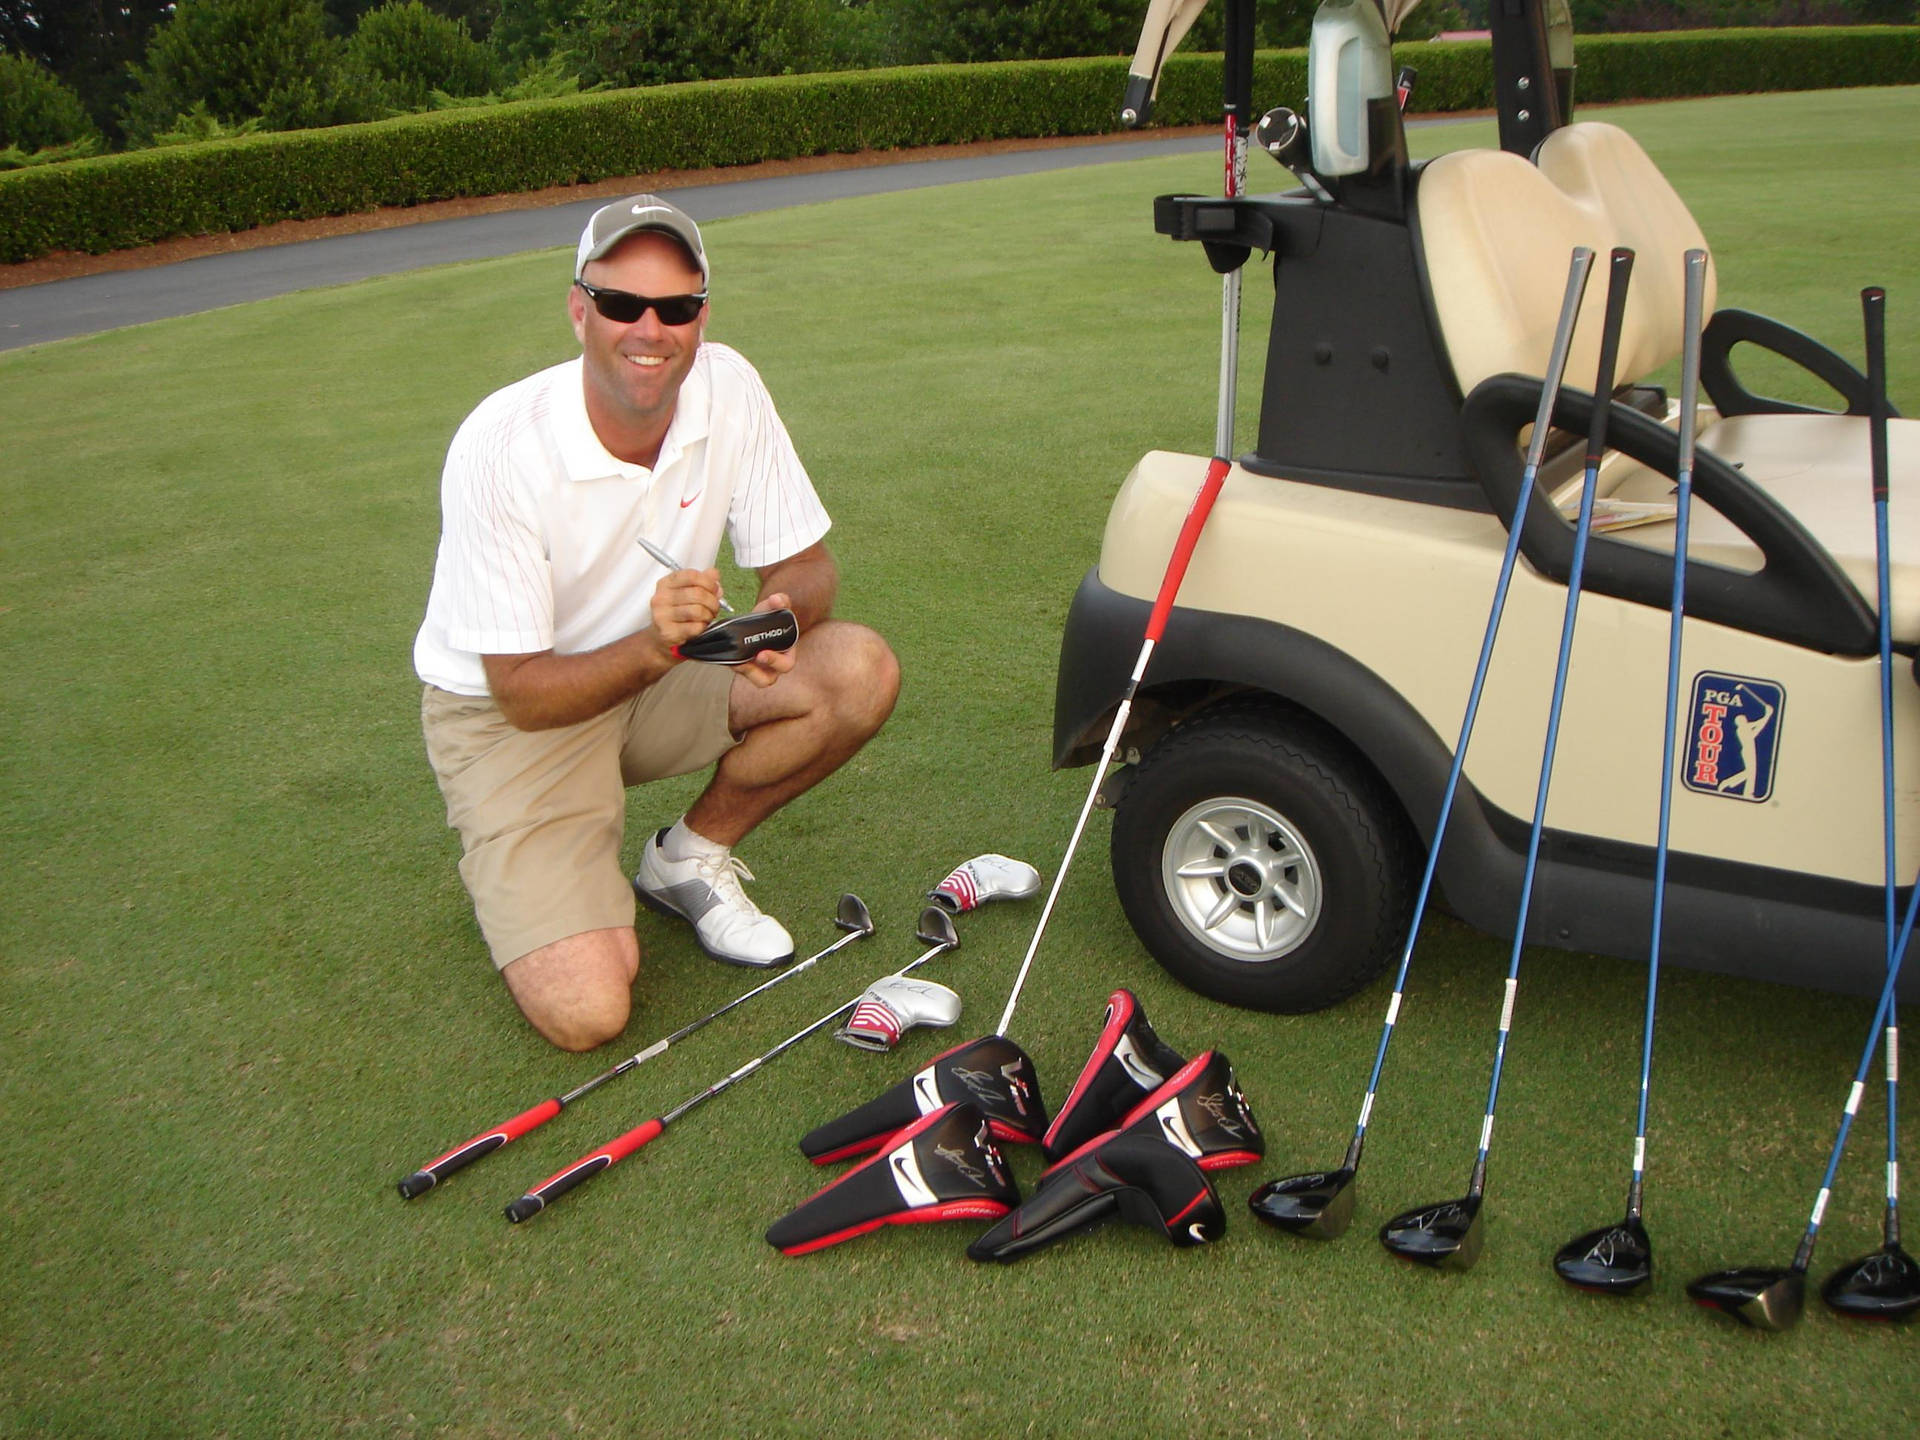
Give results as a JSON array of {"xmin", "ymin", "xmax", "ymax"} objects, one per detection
[{"xmin": 551, "ymin": 349, "xmax": 712, "ymax": 483}]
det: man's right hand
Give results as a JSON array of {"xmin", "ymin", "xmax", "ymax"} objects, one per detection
[{"xmin": 649, "ymin": 567, "xmax": 727, "ymax": 653}]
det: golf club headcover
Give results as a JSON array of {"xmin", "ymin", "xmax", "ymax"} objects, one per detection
[
  {"xmin": 1110, "ymin": 1049, "xmax": 1263, "ymax": 1172},
  {"xmin": 966, "ymin": 1131, "xmax": 1225, "ymax": 1264},
  {"xmin": 834, "ymin": 974, "xmax": 963, "ymax": 1052},
  {"xmin": 1041, "ymin": 989, "xmax": 1187, "ymax": 1163},
  {"xmin": 799, "ymin": 1034, "xmax": 1048, "ymax": 1163},
  {"xmin": 673, "ymin": 608, "xmax": 799, "ymax": 665},
  {"xmin": 927, "ymin": 854, "xmax": 1042, "ymax": 913},
  {"xmin": 767, "ymin": 1103, "xmax": 1019, "ymax": 1256}
]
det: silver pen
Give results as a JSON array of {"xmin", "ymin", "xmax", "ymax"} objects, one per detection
[{"xmin": 636, "ymin": 534, "xmax": 734, "ymax": 613}]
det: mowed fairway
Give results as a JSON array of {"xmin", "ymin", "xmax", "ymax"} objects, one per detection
[{"xmin": 3, "ymin": 87, "xmax": 1918, "ymax": 1436}]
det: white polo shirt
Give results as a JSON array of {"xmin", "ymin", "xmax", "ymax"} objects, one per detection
[{"xmin": 413, "ymin": 343, "xmax": 831, "ymax": 697}]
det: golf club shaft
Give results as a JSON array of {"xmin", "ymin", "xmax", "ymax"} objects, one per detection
[
  {"xmin": 508, "ymin": 936, "xmax": 956, "ymax": 1221},
  {"xmin": 1334, "ymin": 247, "xmax": 1595, "ymax": 1176},
  {"xmin": 398, "ymin": 907, "xmax": 869, "ymax": 1197},
  {"xmin": 1470, "ymin": 247, "xmax": 1636, "ymax": 1193},
  {"xmin": 1784, "ymin": 284, "xmax": 1895, "ymax": 1275},
  {"xmin": 997, "ymin": 17, "xmax": 1250, "ymax": 1040},
  {"xmin": 1625, "ymin": 248, "xmax": 1708, "ymax": 1219}
]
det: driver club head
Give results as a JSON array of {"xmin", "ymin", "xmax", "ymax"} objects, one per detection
[
  {"xmin": 834, "ymin": 893, "xmax": 875, "ymax": 937},
  {"xmin": 1685, "ymin": 1266, "xmax": 1806, "ymax": 1331},
  {"xmin": 1380, "ymin": 1195, "xmax": 1485, "ymax": 1272},
  {"xmin": 914, "ymin": 904, "xmax": 959, "ymax": 950},
  {"xmin": 1248, "ymin": 1167, "xmax": 1357, "ymax": 1240},
  {"xmin": 1553, "ymin": 1216, "xmax": 1652, "ymax": 1295},
  {"xmin": 1821, "ymin": 1243, "xmax": 1920, "ymax": 1322}
]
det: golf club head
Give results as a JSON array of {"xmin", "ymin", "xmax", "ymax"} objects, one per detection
[
  {"xmin": 799, "ymin": 1032, "xmax": 1047, "ymax": 1163},
  {"xmin": 1111, "ymin": 1050, "xmax": 1263, "ymax": 1172},
  {"xmin": 967, "ymin": 1131, "xmax": 1225, "ymax": 1263},
  {"xmin": 1042, "ymin": 989, "xmax": 1186, "ymax": 1163},
  {"xmin": 766, "ymin": 1103, "xmax": 1019, "ymax": 1256},
  {"xmin": 834, "ymin": 893, "xmax": 875, "ymax": 937},
  {"xmin": 1821, "ymin": 1244, "xmax": 1920, "ymax": 1322},
  {"xmin": 1553, "ymin": 1217, "xmax": 1652, "ymax": 1295},
  {"xmin": 673, "ymin": 608, "xmax": 799, "ymax": 665},
  {"xmin": 1684, "ymin": 1266, "xmax": 1806, "ymax": 1331},
  {"xmin": 1380, "ymin": 1195, "xmax": 1485, "ymax": 1272},
  {"xmin": 914, "ymin": 904, "xmax": 959, "ymax": 950},
  {"xmin": 1248, "ymin": 1167, "xmax": 1358, "ymax": 1240}
]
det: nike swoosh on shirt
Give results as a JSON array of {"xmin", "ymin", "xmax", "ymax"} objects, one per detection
[{"xmin": 679, "ymin": 492, "xmax": 702, "ymax": 508}]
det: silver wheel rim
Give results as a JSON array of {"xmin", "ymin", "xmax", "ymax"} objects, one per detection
[{"xmin": 1161, "ymin": 795, "xmax": 1322, "ymax": 962}]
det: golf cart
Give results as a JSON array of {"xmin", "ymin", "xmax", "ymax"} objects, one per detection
[{"xmin": 1054, "ymin": 0, "xmax": 1919, "ymax": 1012}]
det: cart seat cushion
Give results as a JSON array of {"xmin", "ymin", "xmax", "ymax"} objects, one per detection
[
  {"xmin": 1418, "ymin": 122, "xmax": 1716, "ymax": 400},
  {"xmin": 1607, "ymin": 413, "xmax": 1920, "ymax": 645}
]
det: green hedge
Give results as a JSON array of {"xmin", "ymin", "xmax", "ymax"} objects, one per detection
[{"xmin": 3, "ymin": 26, "xmax": 1915, "ymax": 264}]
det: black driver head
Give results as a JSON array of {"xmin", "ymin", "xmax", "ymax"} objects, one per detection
[
  {"xmin": 1685, "ymin": 1266, "xmax": 1806, "ymax": 1331},
  {"xmin": 1380, "ymin": 1195, "xmax": 1484, "ymax": 1271},
  {"xmin": 1248, "ymin": 1167, "xmax": 1358, "ymax": 1241},
  {"xmin": 1553, "ymin": 1217, "xmax": 1652, "ymax": 1294},
  {"xmin": 673, "ymin": 607, "xmax": 800, "ymax": 665},
  {"xmin": 835, "ymin": 893, "xmax": 875, "ymax": 936},
  {"xmin": 1821, "ymin": 1243, "xmax": 1920, "ymax": 1322}
]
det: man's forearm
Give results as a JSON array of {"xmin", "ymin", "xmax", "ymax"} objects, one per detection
[
  {"xmin": 484, "ymin": 629, "xmax": 679, "ymax": 731},
  {"xmin": 757, "ymin": 546, "xmax": 839, "ymax": 630}
]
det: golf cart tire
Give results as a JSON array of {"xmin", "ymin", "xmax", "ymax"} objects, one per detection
[{"xmin": 1111, "ymin": 704, "xmax": 1414, "ymax": 1014}]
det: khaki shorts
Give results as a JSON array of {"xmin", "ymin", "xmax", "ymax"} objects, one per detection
[{"xmin": 422, "ymin": 663, "xmax": 739, "ymax": 969}]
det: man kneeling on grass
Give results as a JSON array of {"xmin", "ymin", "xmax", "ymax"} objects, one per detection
[{"xmin": 412, "ymin": 194, "xmax": 898, "ymax": 1050}]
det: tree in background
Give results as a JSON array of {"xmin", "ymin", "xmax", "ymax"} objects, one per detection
[
  {"xmin": 121, "ymin": 0, "xmax": 382, "ymax": 144},
  {"xmin": 0, "ymin": 49, "xmax": 102, "ymax": 163},
  {"xmin": 0, "ymin": 0, "xmax": 173, "ymax": 142},
  {"xmin": 569, "ymin": 0, "xmax": 832, "ymax": 88},
  {"xmin": 346, "ymin": 0, "xmax": 501, "ymax": 108}
]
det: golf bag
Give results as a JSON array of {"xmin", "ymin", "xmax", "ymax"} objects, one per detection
[
  {"xmin": 767, "ymin": 1103, "xmax": 1019, "ymax": 1255},
  {"xmin": 799, "ymin": 1034, "xmax": 1048, "ymax": 1163},
  {"xmin": 1041, "ymin": 989, "xmax": 1186, "ymax": 1163}
]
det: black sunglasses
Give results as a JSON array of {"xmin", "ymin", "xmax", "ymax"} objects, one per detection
[{"xmin": 575, "ymin": 279, "xmax": 707, "ymax": 326}]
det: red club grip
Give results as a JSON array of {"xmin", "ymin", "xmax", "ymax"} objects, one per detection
[
  {"xmin": 503, "ymin": 1117, "xmax": 665, "ymax": 1222},
  {"xmin": 397, "ymin": 1097, "xmax": 563, "ymax": 1199},
  {"xmin": 1144, "ymin": 456, "xmax": 1231, "ymax": 644}
]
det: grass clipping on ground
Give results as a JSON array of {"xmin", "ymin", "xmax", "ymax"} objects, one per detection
[{"xmin": 1, "ymin": 88, "xmax": 1918, "ymax": 1437}]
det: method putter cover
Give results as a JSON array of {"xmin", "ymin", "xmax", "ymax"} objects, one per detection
[
  {"xmin": 1041, "ymin": 989, "xmax": 1186, "ymax": 1163},
  {"xmin": 966, "ymin": 1130, "xmax": 1225, "ymax": 1264},
  {"xmin": 799, "ymin": 1034, "xmax": 1048, "ymax": 1163},
  {"xmin": 1104, "ymin": 1049, "xmax": 1263, "ymax": 1173},
  {"xmin": 927, "ymin": 854, "xmax": 1042, "ymax": 913},
  {"xmin": 674, "ymin": 608, "xmax": 798, "ymax": 665},
  {"xmin": 767, "ymin": 1103, "xmax": 1019, "ymax": 1256}
]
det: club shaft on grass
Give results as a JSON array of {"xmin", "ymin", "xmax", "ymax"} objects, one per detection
[
  {"xmin": 998, "ymin": 9, "xmax": 1251, "ymax": 1039},
  {"xmin": 397, "ymin": 901, "xmax": 870, "ymax": 1197},
  {"xmin": 1624, "ymin": 249, "xmax": 1708, "ymax": 1218},
  {"xmin": 1466, "ymin": 248, "xmax": 1636, "ymax": 1198},
  {"xmin": 506, "ymin": 935, "xmax": 956, "ymax": 1222},
  {"xmin": 1332, "ymin": 247, "xmax": 1594, "ymax": 1177}
]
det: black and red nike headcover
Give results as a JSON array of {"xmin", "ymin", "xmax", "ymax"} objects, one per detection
[
  {"xmin": 767, "ymin": 1103, "xmax": 1019, "ymax": 1256},
  {"xmin": 1041, "ymin": 989, "xmax": 1186, "ymax": 1163},
  {"xmin": 965, "ymin": 1130, "xmax": 1224, "ymax": 1263},
  {"xmin": 798, "ymin": 1034, "xmax": 1048, "ymax": 1164},
  {"xmin": 1108, "ymin": 1049, "xmax": 1263, "ymax": 1172}
]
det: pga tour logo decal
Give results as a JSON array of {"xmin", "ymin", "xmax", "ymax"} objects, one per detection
[{"xmin": 1683, "ymin": 672, "xmax": 1784, "ymax": 803}]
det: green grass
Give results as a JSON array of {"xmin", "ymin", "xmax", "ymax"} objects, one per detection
[{"xmin": 3, "ymin": 88, "xmax": 1918, "ymax": 1437}]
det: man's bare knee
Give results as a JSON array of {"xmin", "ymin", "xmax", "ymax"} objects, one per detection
[
  {"xmin": 502, "ymin": 927, "xmax": 639, "ymax": 1052},
  {"xmin": 815, "ymin": 623, "xmax": 899, "ymax": 735}
]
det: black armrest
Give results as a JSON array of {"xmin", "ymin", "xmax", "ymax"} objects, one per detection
[
  {"xmin": 1462, "ymin": 372, "xmax": 1876, "ymax": 656},
  {"xmin": 1699, "ymin": 308, "xmax": 1899, "ymax": 419}
]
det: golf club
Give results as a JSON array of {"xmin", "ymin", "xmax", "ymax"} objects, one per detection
[
  {"xmin": 504, "ymin": 905, "xmax": 959, "ymax": 1222},
  {"xmin": 996, "ymin": 0, "xmax": 1254, "ymax": 1042},
  {"xmin": 1552, "ymin": 248, "xmax": 1708, "ymax": 1294},
  {"xmin": 1249, "ymin": 245, "xmax": 1595, "ymax": 1241},
  {"xmin": 397, "ymin": 893, "xmax": 874, "ymax": 1198},
  {"xmin": 1379, "ymin": 246, "xmax": 1637, "ymax": 1272},
  {"xmin": 1822, "ymin": 283, "xmax": 1919, "ymax": 1323},
  {"xmin": 1686, "ymin": 286, "xmax": 1909, "ymax": 1332}
]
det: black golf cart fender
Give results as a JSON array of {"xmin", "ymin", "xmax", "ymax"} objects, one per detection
[{"xmin": 1052, "ymin": 566, "xmax": 1909, "ymax": 1000}]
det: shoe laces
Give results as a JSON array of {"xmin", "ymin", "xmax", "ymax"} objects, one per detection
[{"xmin": 694, "ymin": 851, "xmax": 762, "ymax": 915}]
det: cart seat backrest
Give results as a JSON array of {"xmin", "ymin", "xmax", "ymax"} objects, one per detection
[{"xmin": 1418, "ymin": 122, "xmax": 1717, "ymax": 401}]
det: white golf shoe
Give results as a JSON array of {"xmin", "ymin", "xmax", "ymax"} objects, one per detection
[{"xmin": 634, "ymin": 829, "xmax": 795, "ymax": 968}]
